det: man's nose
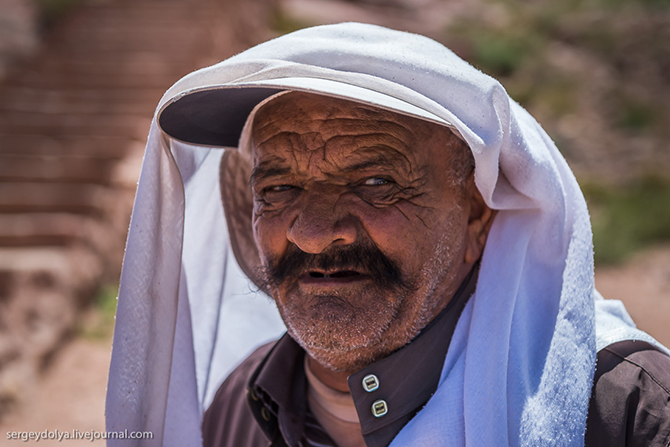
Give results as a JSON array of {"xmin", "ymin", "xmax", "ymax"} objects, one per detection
[{"xmin": 286, "ymin": 192, "xmax": 357, "ymax": 254}]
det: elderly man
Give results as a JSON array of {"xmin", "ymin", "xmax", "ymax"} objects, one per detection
[{"xmin": 106, "ymin": 23, "xmax": 670, "ymax": 447}]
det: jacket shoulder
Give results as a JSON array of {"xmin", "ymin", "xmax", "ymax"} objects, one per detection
[{"xmin": 586, "ymin": 340, "xmax": 670, "ymax": 447}]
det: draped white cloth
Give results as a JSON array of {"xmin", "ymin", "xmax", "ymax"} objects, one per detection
[{"xmin": 106, "ymin": 22, "xmax": 664, "ymax": 447}]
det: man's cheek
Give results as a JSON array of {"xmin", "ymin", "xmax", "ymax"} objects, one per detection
[
  {"xmin": 360, "ymin": 209, "xmax": 426, "ymax": 256},
  {"xmin": 254, "ymin": 217, "xmax": 288, "ymax": 255},
  {"xmin": 360, "ymin": 200, "xmax": 433, "ymax": 235}
]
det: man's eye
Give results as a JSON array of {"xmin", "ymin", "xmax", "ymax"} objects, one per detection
[
  {"xmin": 267, "ymin": 185, "xmax": 293, "ymax": 192},
  {"xmin": 364, "ymin": 178, "xmax": 390, "ymax": 186},
  {"xmin": 258, "ymin": 184, "xmax": 300, "ymax": 204}
]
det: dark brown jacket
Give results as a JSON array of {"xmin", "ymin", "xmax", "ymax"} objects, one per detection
[{"xmin": 204, "ymin": 336, "xmax": 670, "ymax": 447}]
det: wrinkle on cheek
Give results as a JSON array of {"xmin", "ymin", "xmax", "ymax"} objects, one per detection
[
  {"xmin": 392, "ymin": 200, "xmax": 434, "ymax": 229},
  {"xmin": 383, "ymin": 173, "xmax": 428, "ymax": 203},
  {"xmin": 254, "ymin": 205, "xmax": 290, "ymax": 222},
  {"xmin": 252, "ymin": 197, "xmax": 288, "ymax": 219},
  {"xmin": 356, "ymin": 200, "xmax": 435, "ymax": 239},
  {"xmin": 380, "ymin": 185, "xmax": 431, "ymax": 209},
  {"xmin": 397, "ymin": 182, "xmax": 425, "ymax": 201},
  {"xmin": 353, "ymin": 183, "xmax": 435, "ymax": 226}
]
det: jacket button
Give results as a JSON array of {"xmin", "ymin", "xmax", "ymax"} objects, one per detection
[
  {"xmin": 371, "ymin": 400, "xmax": 388, "ymax": 417},
  {"xmin": 248, "ymin": 389, "xmax": 259, "ymax": 401},
  {"xmin": 362, "ymin": 374, "xmax": 380, "ymax": 392}
]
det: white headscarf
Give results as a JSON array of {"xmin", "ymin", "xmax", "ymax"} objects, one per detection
[{"xmin": 106, "ymin": 22, "xmax": 660, "ymax": 447}]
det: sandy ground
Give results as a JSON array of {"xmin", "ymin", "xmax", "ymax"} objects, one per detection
[
  {"xmin": 595, "ymin": 244, "xmax": 670, "ymax": 348},
  {"xmin": 0, "ymin": 337, "xmax": 111, "ymax": 445},
  {"xmin": 0, "ymin": 246, "xmax": 668, "ymax": 444}
]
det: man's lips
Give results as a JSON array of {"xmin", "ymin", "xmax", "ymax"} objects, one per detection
[
  {"xmin": 309, "ymin": 270, "xmax": 361, "ymax": 279},
  {"xmin": 298, "ymin": 270, "xmax": 371, "ymax": 287}
]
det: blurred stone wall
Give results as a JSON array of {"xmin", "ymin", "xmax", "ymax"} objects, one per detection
[{"xmin": 0, "ymin": 0, "xmax": 278, "ymax": 419}]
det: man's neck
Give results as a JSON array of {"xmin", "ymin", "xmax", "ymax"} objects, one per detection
[{"xmin": 307, "ymin": 355, "xmax": 351, "ymax": 393}]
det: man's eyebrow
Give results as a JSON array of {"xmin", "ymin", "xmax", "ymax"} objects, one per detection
[
  {"xmin": 250, "ymin": 164, "xmax": 292, "ymax": 184},
  {"xmin": 338, "ymin": 154, "xmax": 410, "ymax": 174}
]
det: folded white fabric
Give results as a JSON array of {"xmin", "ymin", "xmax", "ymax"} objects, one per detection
[{"xmin": 105, "ymin": 22, "xmax": 660, "ymax": 447}]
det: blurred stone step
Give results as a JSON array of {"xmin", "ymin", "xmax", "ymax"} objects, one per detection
[
  {"xmin": 0, "ymin": 213, "xmax": 122, "ymax": 260},
  {"xmin": 8, "ymin": 71, "xmax": 184, "ymax": 89},
  {"xmin": 46, "ymin": 40, "xmax": 209, "ymax": 56},
  {"xmin": 0, "ymin": 245, "xmax": 104, "ymax": 345},
  {"xmin": 74, "ymin": 6, "xmax": 216, "ymax": 17},
  {"xmin": 0, "ymin": 154, "xmax": 115, "ymax": 184},
  {"xmin": 59, "ymin": 22, "xmax": 213, "ymax": 35},
  {"xmin": 64, "ymin": 4, "xmax": 217, "ymax": 21},
  {"xmin": 33, "ymin": 58, "xmax": 197, "ymax": 78},
  {"xmin": 0, "ymin": 113, "xmax": 150, "ymax": 139},
  {"xmin": 51, "ymin": 23, "xmax": 213, "ymax": 44},
  {"xmin": 0, "ymin": 97, "xmax": 154, "ymax": 116},
  {"xmin": 0, "ymin": 87, "xmax": 165, "ymax": 113},
  {"xmin": 0, "ymin": 182, "xmax": 117, "ymax": 216},
  {"xmin": 55, "ymin": 27, "xmax": 209, "ymax": 45},
  {"xmin": 0, "ymin": 143, "xmax": 144, "ymax": 190},
  {"xmin": 0, "ymin": 246, "xmax": 100, "ymax": 296},
  {"xmin": 66, "ymin": 11, "xmax": 214, "ymax": 24},
  {"xmin": 0, "ymin": 89, "xmax": 159, "ymax": 116},
  {"xmin": 9, "ymin": 50, "xmax": 202, "ymax": 72},
  {"xmin": 0, "ymin": 135, "xmax": 134, "ymax": 158}
]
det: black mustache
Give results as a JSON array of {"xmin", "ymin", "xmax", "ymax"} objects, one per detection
[{"xmin": 262, "ymin": 242, "xmax": 415, "ymax": 292}]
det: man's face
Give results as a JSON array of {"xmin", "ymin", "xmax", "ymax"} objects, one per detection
[{"xmin": 250, "ymin": 92, "xmax": 486, "ymax": 372}]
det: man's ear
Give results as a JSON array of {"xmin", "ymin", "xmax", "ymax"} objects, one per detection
[{"xmin": 464, "ymin": 173, "xmax": 496, "ymax": 264}]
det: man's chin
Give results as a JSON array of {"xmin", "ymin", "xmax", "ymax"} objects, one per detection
[
  {"xmin": 274, "ymin": 285, "xmax": 412, "ymax": 371},
  {"xmin": 291, "ymin": 332, "xmax": 383, "ymax": 373},
  {"xmin": 283, "ymin": 308, "xmax": 395, "ymax": 372}
]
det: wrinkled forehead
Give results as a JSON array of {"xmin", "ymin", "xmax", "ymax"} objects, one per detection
[{"xmin": 247, "ymin": 91, "xmax": 456, "ymax": 161}]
